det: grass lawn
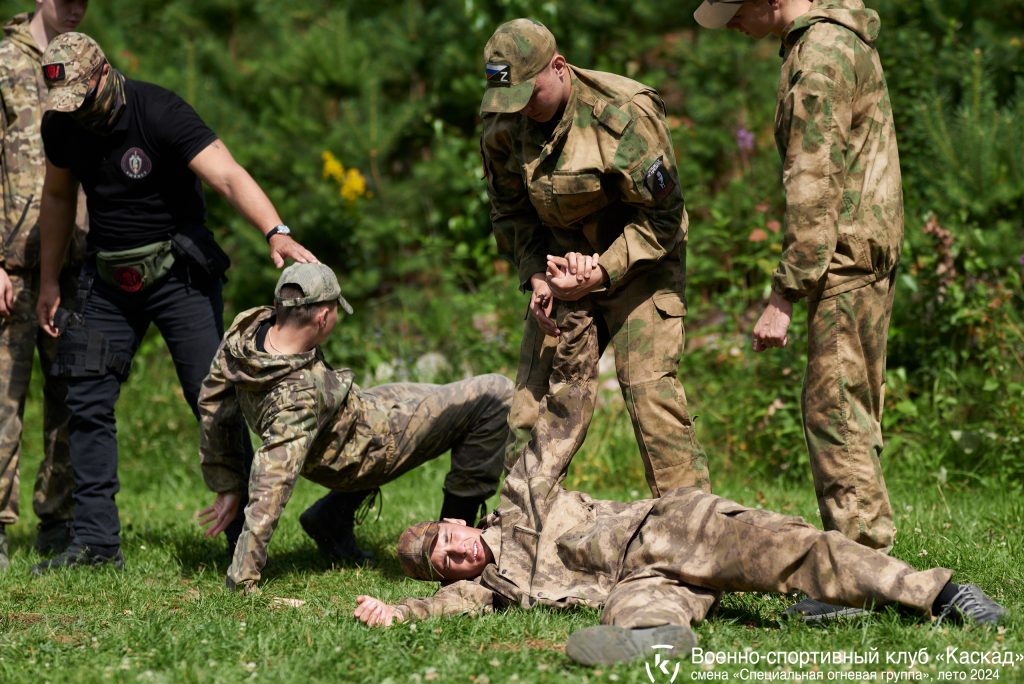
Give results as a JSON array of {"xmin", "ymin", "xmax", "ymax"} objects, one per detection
[{"xmin": 1, "ymin": 346, "xmax": 1020, "ymax": 684}]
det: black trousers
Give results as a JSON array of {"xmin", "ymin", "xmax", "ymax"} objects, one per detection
[{"xmin": 59, "ymin": 264, "xmax": 251, "ymax": 548}]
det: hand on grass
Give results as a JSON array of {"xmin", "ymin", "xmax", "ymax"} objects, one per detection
[
  {"xmin": 197, "ymin": 492, "xmax": 241, "ymax": 537},
  {"xmin": 354, "ymin": 595, "xmax": 401, "ymax": 627}
]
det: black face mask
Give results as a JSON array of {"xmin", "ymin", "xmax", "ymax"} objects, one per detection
[{"xmin": 71, "ymin": 65, "xmax": 126, "ymax": 134}]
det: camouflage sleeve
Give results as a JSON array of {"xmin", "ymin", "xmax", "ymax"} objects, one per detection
[
  {"xmin": 1, "ymin": 71, "xmax": 11, "ymax": 252},
  {"xmin": 773, "ymin": 68, "xmax": 853, "ymax": 300},
  {"xmin": 392, "ymin": 580, "xmax": 497, "ymax": 622},
  {"xmin": 602, "ymin": 93, "xmax": 687, "ymax": 288},
  {"xmin": 481, "ymin": 115, "xmax": 548, "ymax": 290},
  {"xmin": 197, "ymin": 343, "xmax": 248, "ymax": 493},
  {"xmin": 226, "ymin": 389, "xmax": 317, "ymax": 590}
]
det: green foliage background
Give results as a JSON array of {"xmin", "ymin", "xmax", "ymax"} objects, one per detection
[
  {"xmin": 2, "ymin": 2, "xmax": 1024, "ymax": 682},
  {"xmin": 3, "ymin": 0, "xmax": 1023, "ymax": 484}
]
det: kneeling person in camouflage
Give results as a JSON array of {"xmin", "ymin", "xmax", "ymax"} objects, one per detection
[
  {"xmin": 197, "ymin": 263, "xmax": 512, "ymax": 593},
  {"xmin": 354, "ymin": 441, "xmax": 1006, "ymax": 666}
]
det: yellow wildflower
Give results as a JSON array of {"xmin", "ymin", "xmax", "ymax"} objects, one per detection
[
  {"xmin": 340, "ymin": 168, "xmax": 367, "ymax": 202},
  {"xmin": 321, "ymin": 150, "xmax": 344, "ymax": 184}
]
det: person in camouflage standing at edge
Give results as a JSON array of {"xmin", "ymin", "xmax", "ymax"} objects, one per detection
[
  {"xmin": 0, "ymin": 0, "xmax": 89, "ymax": 569},
  {"xmin": 480, "ymin": 18, "xmax": 709, "ymax": 496},
  {"xmin": 197, "ymin": 263, "xmax": 512, "ymax": 594},
  {"xmin": 695, "ymin": 0, "xmax": 904, "ymax": 619}
]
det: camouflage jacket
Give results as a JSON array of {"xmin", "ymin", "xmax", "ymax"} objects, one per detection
[
  {"xmin": 772, "ymin": 0, "xmax": 903, "ymax": 301},
  {"xmin": 0, "ymin": 13, "xmax": 85, "ymax": 270},
  {"xmin": 481, "ymin": 65, "xmax": 687, "ymax": 294},
  {"xmin": 394, "ymin": 407, "xmax": 655, "ymax": 621},
  {"xmin": 198, "ymin": 306, "xmax": 398, "ymax": 588}
]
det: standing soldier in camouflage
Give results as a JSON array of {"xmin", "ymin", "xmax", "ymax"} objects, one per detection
[
  {"xmin": 0, "ymin": 0, "xmax": 89, "ymax": 569},
  {"xmin": 197, "ymin": 263, "xmax": 512, "ymax": 594},
  {"xmin": 694, "ymin": 0, "xmax": 904, "ymax": 619},
  {"xmin": 480, "ymin": 18, "xmax": 709, "ymax": 496},
  {"xmin": 353, "ymin": 414, "xmax": 1004, "ymax": 666}
]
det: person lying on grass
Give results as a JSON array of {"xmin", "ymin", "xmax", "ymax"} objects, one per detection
[{"xmin": 353, "ymin": 309, "xmax": 1006, "ymax": 666}]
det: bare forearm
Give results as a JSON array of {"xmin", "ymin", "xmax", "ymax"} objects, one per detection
[{"xmin": 39, "ymin": 192, "xmax": 76, "ymax": 284}]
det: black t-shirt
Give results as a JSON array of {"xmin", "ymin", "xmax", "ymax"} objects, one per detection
[{"xmin": 42, "ymin": 79, "xmax": 218, "ymax": 251}]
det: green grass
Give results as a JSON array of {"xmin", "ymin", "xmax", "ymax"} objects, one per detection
[{"xmin": 1, "ymin": 344, "xmax": 1021, "ymax": 684}]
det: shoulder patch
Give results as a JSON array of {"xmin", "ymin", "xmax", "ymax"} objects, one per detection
[{"xmin": 644, "ymin": 157, "xmax": 676, "ymax": 201}]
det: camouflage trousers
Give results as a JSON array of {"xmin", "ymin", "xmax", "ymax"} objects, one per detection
[
  {"xmin": 0, "ymin": 269, "xmax": 75, "ymax": 526},
  {"xmin": 602, "ymin": 487, "xmax": 951, "ymax": 628},
  {"xmin": 509, "ymin": 261, "xmax": 709, "ymax": 496},
  {"xmin": 803, "ymin": 272, "xmax": 897, "ymax": 550},
  {"xmin": 356, "ymin": 374, "xmax": 513, "ymax": 499}
]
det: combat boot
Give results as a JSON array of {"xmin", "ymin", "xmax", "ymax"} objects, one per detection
[
  {"xmin": 936, "ymin": 584, "xmax": 1006, "ymax": 625},
  {"xmin": 299, "ymin": 489, "xmax": 376, "ymax": 564},
  {"xmin": 35, "ymin": 519, "xmax": 73, "ymax": 556},
  {"xmin": 0, "ymin": 525, "xmax": 8, "ymax": 571},
  {"xmin": 566, "ymin": 624, "xmax": 697, "ymax": 666},
  {"xmin": 31, "ymin": 542, "xmax": 124, "ymax": 575},
  {"xmin": 438, "ymin": 490, "xmax": 489, "ymax": 526}
]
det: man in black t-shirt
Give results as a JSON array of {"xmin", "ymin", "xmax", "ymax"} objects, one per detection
[{"xmin": 31, "ymin": 32, "xmax": 317, "ymax": 573}]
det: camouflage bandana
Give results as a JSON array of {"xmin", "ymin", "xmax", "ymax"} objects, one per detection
[
  {"xmin": 71, "ymin": 66, "xmax": 126, "ymax": 134},
  {"xmin": 396, "ymin": 521, "xmax": 441, "ymax": 581},
  {"xmin": 480, "ymin": 18, "xmax": 556, "ymax": 114}
]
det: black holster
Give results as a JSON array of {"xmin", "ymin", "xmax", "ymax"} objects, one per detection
[{"xmin": 170, "ymin": 224, "xmax": 231, "ymax": 285}]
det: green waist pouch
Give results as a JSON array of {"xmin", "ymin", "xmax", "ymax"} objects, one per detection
[{"xmin": 95, "ymin": 240, "xmax": 175, "ymax": 293}]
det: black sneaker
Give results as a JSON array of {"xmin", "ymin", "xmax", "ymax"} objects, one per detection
[
  {"xmin": 783, "ymin": 597, "xmax": 866, "ymax": 622},
  {"xmin": 35, "ymin": 519, "xmax": 73, "ymax": 556},
  {"xmin": 31, "ymin": 544, "xmax": 125, "ymax": 575},
  {"xmin": 299, "ymin": 503, "xmax": 373, "ymax": 564},
  {"xmin": 565, "ymin": 624, "xmax": 697, "ymax": 666},
  {"xmin": 937, "ymin": 584, "xmax": 1006, "ymax": 625}
]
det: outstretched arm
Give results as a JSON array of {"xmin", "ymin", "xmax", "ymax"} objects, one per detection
[{"xmin": 188, "ymin": 139, "xmax": 318, "ymax": 268}]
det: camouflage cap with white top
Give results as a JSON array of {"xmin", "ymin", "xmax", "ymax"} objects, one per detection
[{"xmin": 40, "ymin": 32, "xmax": 106, "ymax": 112}]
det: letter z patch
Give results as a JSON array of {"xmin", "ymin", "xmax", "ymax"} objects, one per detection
[{"xmin": 644, "ymin": 157, "xmax": 676, "ymax": 201}]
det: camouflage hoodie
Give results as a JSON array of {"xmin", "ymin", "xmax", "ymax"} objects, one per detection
[
  {"xmin": 0, "ymin": 12, "xmax": 86, "ymax": 270},
  {"xmin": 199, "ymin": 306, "xmax": 397, "ymax": 588},
  {"xmin": 772, "ymin": 0, "xmax": 903, "ymax": 301}
]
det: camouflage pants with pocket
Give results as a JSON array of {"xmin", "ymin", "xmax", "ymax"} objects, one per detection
[
  {"xmin": 0, "ymin": 270, "xmax": 75, "ymax": 526},
  {"xmin": 509, "ymin": 257, "xmax": 710, "ymax": 496},
  {"xmin": 803, "ymin": 272, "xmax": 897, "ymax": 550},
  {"xmin": 603, "ymin": 487, "xmax": 950, "ymax": 628},
  {"xmin": 363, "ymin": 374, "xmax": 512, "ymax": 499}
]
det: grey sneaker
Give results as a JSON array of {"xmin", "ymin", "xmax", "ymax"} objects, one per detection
[
  {"xmin": 35, "ymin": 519, "xmax": 73, "ymax": 556},
  {"xmin": 937, "ymin": 584, "xmax": 1006, "ymax": 626},
  {"xmin": 784, "ymin": 597, "xmax": 866, "ymax": 622},
  {"xmin": 565, "ymin": 624, "xmax": 697, "ymax": 666},
  {"xmin": 31, "ymin": 543, "xmax": 124, "ymax": 575},
  {"xmin": 0, "ymin": 527, "xmax": 8, "ymax": 571}
]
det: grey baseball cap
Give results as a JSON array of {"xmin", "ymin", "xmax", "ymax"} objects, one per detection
[{"xmin": 274, "ymin": 263, "xmax": 353, "ymax": 314}]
